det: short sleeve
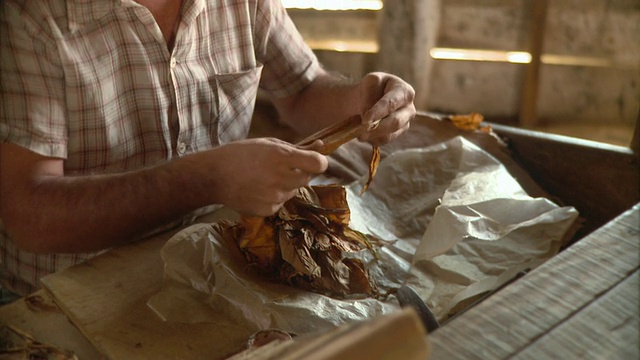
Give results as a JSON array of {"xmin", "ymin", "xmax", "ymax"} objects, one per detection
[
  {"xmin": 253, "ymin": 0, "xmax": 321, "ymax": 98},
  {"xmin": 0, "ymin": 2, "xmax": 68, "ymax": 158}
]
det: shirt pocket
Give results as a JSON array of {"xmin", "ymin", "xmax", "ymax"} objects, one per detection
[{"xmin": 214, "ymin": 65, "xmax": 264, "ymax": 145}]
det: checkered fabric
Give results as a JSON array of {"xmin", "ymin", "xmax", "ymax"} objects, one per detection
[{"xmin": 0, "ymin": 0, "xmax": 320, "ymax": 295}]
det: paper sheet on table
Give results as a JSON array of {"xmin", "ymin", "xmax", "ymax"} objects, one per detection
[{"xmin": 147, "ymin": 136, "xmax": 578, "ymax": 334}]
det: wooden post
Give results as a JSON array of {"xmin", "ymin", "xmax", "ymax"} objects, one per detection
[
  {"xmin": 632, "ymin": 105, "xmax": 639, "ymax": 154},
  {"xmin": 376, "ymin": 0, "xmax": 441, "ymax": 111},
  {"xmin": 519, "ymin": 0, "xmax": 549, "ymax": 128}
]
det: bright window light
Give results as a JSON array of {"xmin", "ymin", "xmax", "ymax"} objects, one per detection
[
  {"xmin": 430, "ymin": 48, "xmax": 532, "ymax": 64},
  {"xmin": 506, "ymin": 52, "xmax": 533, "ymax": 64},
  {"xmin": 282, "ymin": 0, "xmax": 383, "ymax": 10},
  {"xmin": 304, "ymin": 39, "xmax": 379, "ymax": 53},
  {"xmin": 541, "ymin": 54, "xmax": 613, "ymax": 67},
  {"xmin": 430, "ymin": 47, "xmax": 633, "ymax": 68}
]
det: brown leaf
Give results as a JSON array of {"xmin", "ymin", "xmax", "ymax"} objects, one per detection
[
  {"xmin": 312, "ymin": 247, "xmax": 351, "ymax": 295},
  {"xmin": 344, "ymin": 258, "xmax": 373, "ymax": 295},
  {"xmin": 279, "ymin": 228, "xmax": 320, "ymax": 278},
  {"xmin": 326, "ymin": 232, "xmax": 361, "ymax": 253},
  {"xmin": 227, "ymin": 185, "xmax": 382, "ymax": 298},
  {"xmin": 360, "ymin": 146, "xmax": 381, "ymax": 195},
  {"xmin": 237, "ymin": 217, "xmax": 280, "ymax": 272},
  {"xmin": 312, "ymin": 232, "xmax": 332, "ymax": 251},
  {"xmin": 296, "ymin": 115, "xmax": 364, "ymax": 155},
  {"xmin": 447, "ymin": 112, "xmax": 485, "ymax": 131}
]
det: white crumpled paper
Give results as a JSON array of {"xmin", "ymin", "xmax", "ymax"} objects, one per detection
[{"xmin": 147, "ymin": 136, "xmax": 578, "ymax": 333}]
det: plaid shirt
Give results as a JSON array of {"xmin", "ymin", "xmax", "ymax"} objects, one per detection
[{"xmin": 0, "ymin": 0, "xmax": 320, "ymax": 296}]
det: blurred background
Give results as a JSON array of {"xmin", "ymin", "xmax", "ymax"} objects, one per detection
[{"xmin": 278, "ymin": 0, "xmax": 639, "ymax": 147}]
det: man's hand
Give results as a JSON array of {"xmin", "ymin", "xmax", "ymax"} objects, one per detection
[
  {"xmin": 272, "ymin": 70, "xmax": 415, "ymax": 148},
  {"xmin": 206, "ymin": 138, "xmax": 328, "ymax": 216},
  {"xmin": 356, "ymin": 72, "xmax": 416, "ymax": 147}
]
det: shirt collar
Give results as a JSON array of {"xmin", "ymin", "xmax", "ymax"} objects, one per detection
[
  {"xmin": 66, "ymin": 0, "xmax": 206, "ymax": 33},
  {"xmin": 181, "ymin": 0, "xmax": 206, "ymax": 26},
  {"xmin": 66, "ymin": 0, "xmax": 120, "ymax": 32}
]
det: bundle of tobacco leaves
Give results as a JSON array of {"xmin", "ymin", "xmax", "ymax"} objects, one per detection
[
  {"xmin": 217, "ymin": 184, "xmax": 386, "ymax": 298},
  {"xmin": 216, "ymin": 117, "xmax": 385, "ymax": 298}
]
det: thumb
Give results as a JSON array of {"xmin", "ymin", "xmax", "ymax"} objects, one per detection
[{"xmin": 296, "ymin": 139, "xmax": 325, "ymax": 152}]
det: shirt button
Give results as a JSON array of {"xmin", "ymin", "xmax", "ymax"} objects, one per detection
[
  {"xmin": 177, "ymin": 142, "xmax": 187, "ymax": 155},
  {"xmin": 170, "ymin": 58, "xmax": 177, "ymax": 68}
]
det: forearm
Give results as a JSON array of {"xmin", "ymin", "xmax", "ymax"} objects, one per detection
[
  {"xmin": 1, "ymin": 138, "xmax": 328, "ymax": 254},
  {"xmin": 273, "ymin": 69, "xmax": 363, "ymax": 136},
  {"xmin": 2, "ymin": 154, "xmax": 213, "ymax": 253}
]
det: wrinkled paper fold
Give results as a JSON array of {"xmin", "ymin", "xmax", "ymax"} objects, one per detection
[{"xmin": 148, "ymin": 136, "xmax": 578, "ymax": 334}]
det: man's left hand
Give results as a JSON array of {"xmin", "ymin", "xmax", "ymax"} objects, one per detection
[{"xmin": 356, "ymin": 72, "xmax": 416, "ymax": 147}]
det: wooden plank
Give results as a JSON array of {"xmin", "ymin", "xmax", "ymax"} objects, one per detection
[
  {"xmin": 40, "ymin": 216, "xmax": 253, "ymax": 360},
  {"xmin": 428, "ymin": 204, "xmax": 639, "ymax": 359},
  {"xmin": 513, "ymin": 270, "xmax": 639, "ymax": 360},
  {"xmin": 227, "ymin": 308, "xmax": 430, "ymax": 360}
]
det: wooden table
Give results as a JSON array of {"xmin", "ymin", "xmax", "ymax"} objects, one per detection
[{"xmin": 1, "ymin": 203, "xmax": 636, "ymax": 359}]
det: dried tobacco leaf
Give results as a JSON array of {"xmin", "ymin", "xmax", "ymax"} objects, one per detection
[
  {"xmin": 279, "ymin": 227, "xmax": 320, "ymax": 278},
  {"xmin": 447, "ymin": 112, "xmax": 496, "ymax": 137},
  {"xmin": 447, "ymin": 112, "xmax": 485, "ymax": 131},
  {"xmin": 361, "ymin": 146, "xmax": 380, "ymax": 195},
  {"xmin": 344, "ymin": 258, "xmax": 374, "ymax": 295},
  {"xmin": 221, "ymin": 185, "xmax": 384, "ymax": 298},
  {"xmin": 297, "ymin": 116, "xmax": 381, "ymax": 195},
  {"xmin": 237, "ymin": 216, "xmax": 281, "ymax": 272},
  {"xmin": 296, "ymin": 115, "xmax": 363, "ymax": 156}
]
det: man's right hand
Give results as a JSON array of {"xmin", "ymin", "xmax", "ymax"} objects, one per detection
[{"xmin": 203, "ymin": 138, "xmax": 328, "ymax": 216}]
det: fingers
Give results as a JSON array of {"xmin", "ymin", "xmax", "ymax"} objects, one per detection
[
  {"xmin": 359, "ymin": 101, "xmax": 415, "ymax": 146},
  {"xmin": 270, "ymin": 167, "xmax": 312, "ymax": 191},
  {"xmin": 253, "ymin": 137, "xmax": 329, "ymax": 175},
  {"xmin": 362, "ymin": 75, "xmax": 415, "ymax": 124},
  {"xmin": 248, "ymin": 142, "xmax": 328, "ymax": 215},
  {"xmin": 285, "ymin": 145, "xmax": 329, "ymax": 175},
  {"xmin": 359, "ymin": 112, "xmax": 413, "ymax": 147},
  {"xmin": 357, "ymin": 73, "xmax": 416, "ymax": 147},
  {"xmin": 246, "ymin": 188, "xmax": 299, "ymax": 217},
  {"xmin": 296, "ymin": 139, "xmax": 326, "ymax": 154},
  {"xmin": 208, "ymin": 138, "xmax": 330, "ymax": 217}
]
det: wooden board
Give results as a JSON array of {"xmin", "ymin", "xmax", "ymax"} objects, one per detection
[
  {"xmin": 40, "ymin": 218, "xmax": 253, "ymax": 360},
  {"xmin": 513, "ymin": 270, "xmax": 639, "ymax": 360},
  {"xmin": 227, "ymin": 308, "xmax": 430, "ymax": 360},
  {"xmin": 428, "ymin": 203, "xmax": 639, "ymax": 359}
]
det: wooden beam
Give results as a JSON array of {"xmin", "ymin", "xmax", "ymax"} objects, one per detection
[
  {"xmin": 631, "ymin": 106, "xmax": 640, "ymax": 154},
  {"xmin": 376, "ymin": 0, "xmax": 440, "ymax": 111},
  {"xmin": 519, "ymin": 0, "xmax": 549, "ymax": 128}
]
